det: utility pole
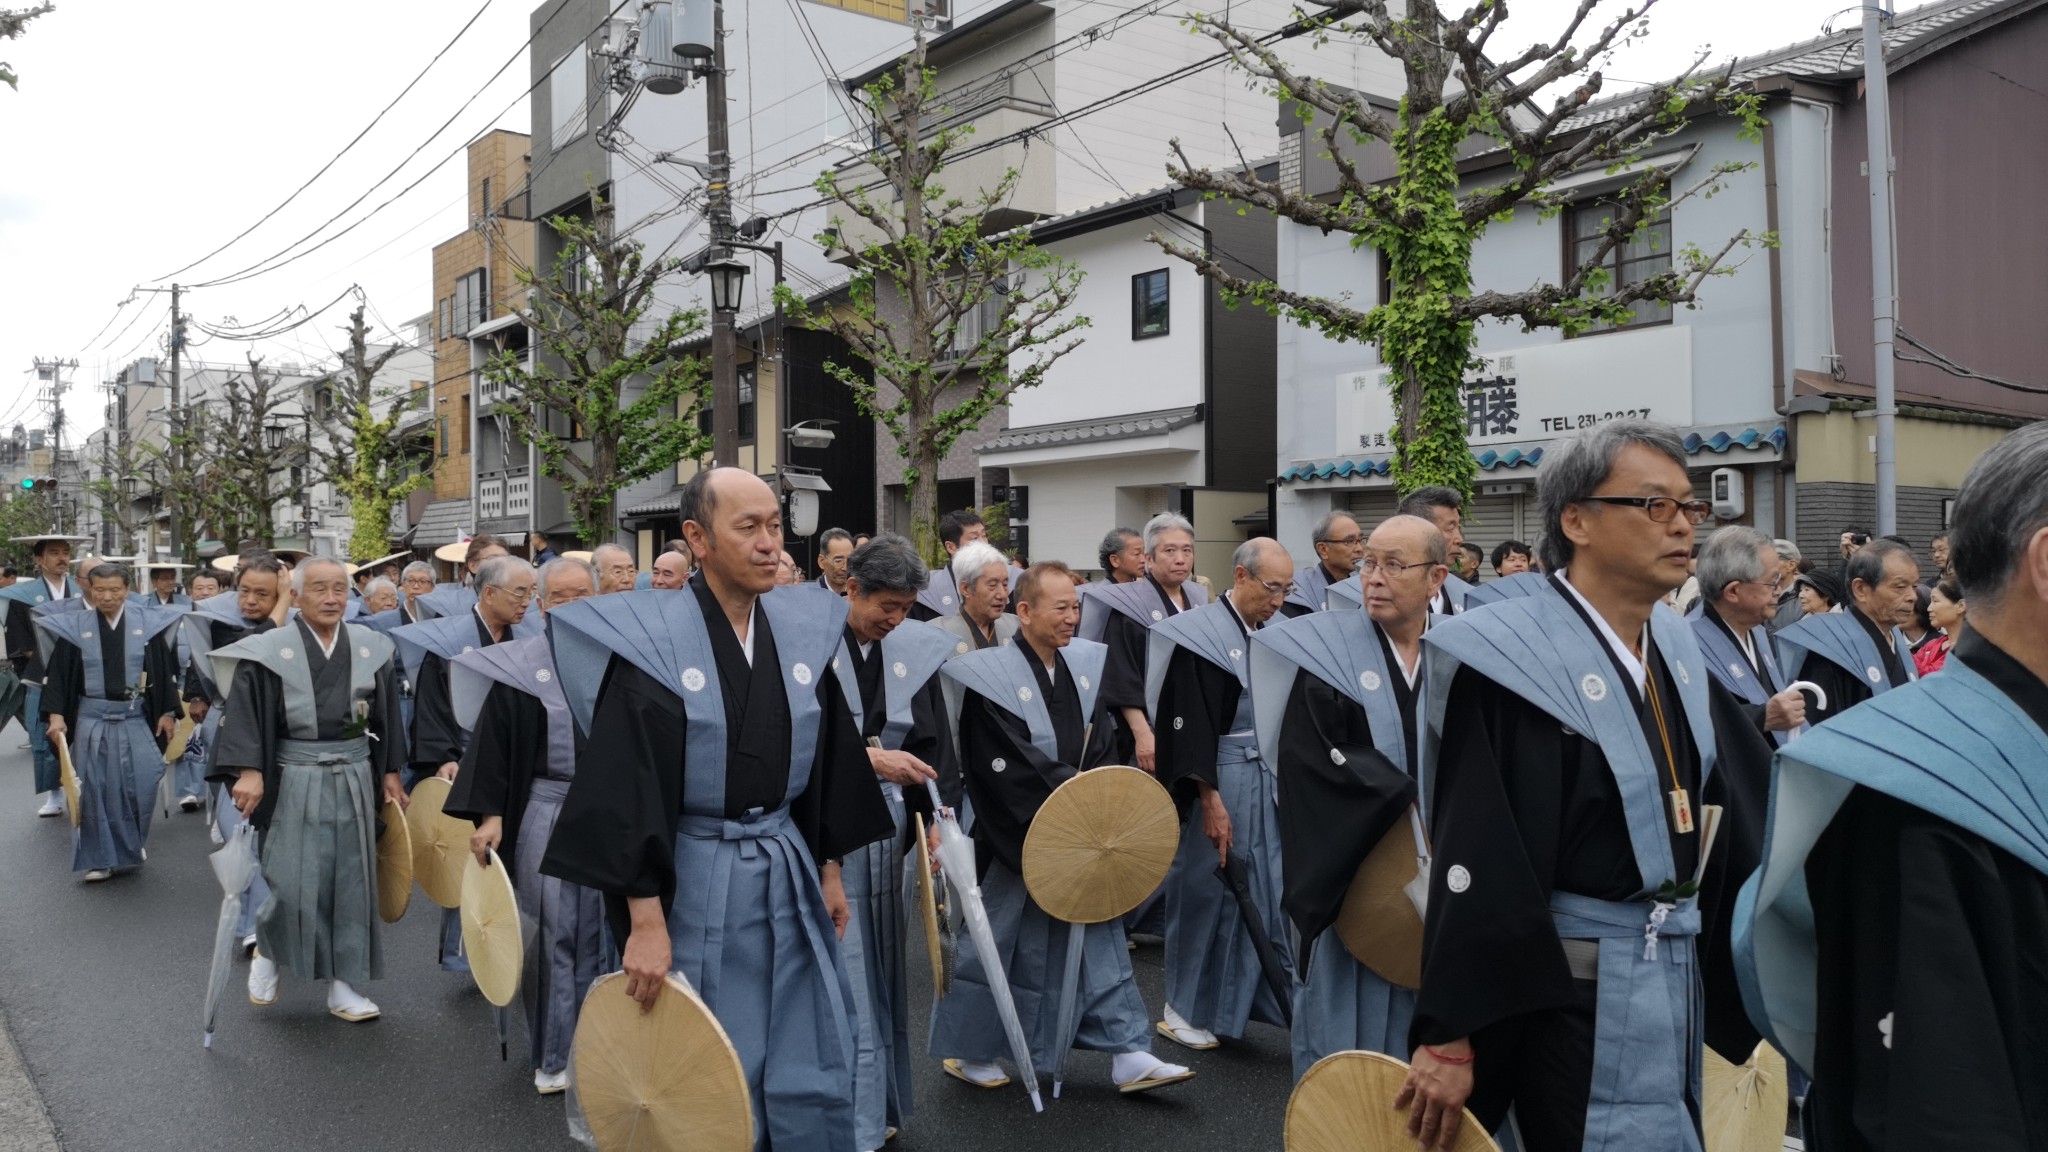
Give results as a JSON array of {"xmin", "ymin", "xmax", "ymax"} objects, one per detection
[
  {"xmin": 704, "ymin": 0, "xmax": 739, "ymax": 468},
  {"xmin": 32, "ymin": 357, "xmax": 74, "ymax": 532},
  {"xmin": 1861, "ymin": 4, "xmax": 1898, "ymax": 536},
  {"xmin": 132, "ymin": 283, "xmax": 186, "ymax": 560}
]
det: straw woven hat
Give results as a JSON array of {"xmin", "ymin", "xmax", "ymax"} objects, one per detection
[
  {"xmin": 1022, "ymin": 765, "xmax": 1178, "ymax": 924},
  {"xmin": 56, "ymin": 735, "xmax": 80, "ymax": 829},
  {"xmin": 433, "ymin": 541, "xmax": 470, "ymax": 564},
  {"xmin": 376, "ymin": 798, "xmax": 413, "ymax": 924},
  {"xmin": 1335, "ymin": 806, "xmax": 1427, "ymax": 989},
  {"xmin": 914, "ymin": 813, "xmax": 947, "ymax": 997},
  {"xmin": 461, "ymin": 849, "xmax": 523, "ymax": 1008},
  {"xmin": 1287, "ymin": 1051, "xmax": 1500, "ymax": 1152},
  {"xmin": 1704, "ymin": 1043, "xmax": 1790, "ymax": 1152},
  {"xmin": 405, "ymin": 777, "xmax": 473, "ymax": 909},
  {"xmin": 573, "ymin": 972, "xmax": 753, "ymax": 1152},
  {"xmin": 161, "ymin": 714, "xmax": 197, "ymax": 765}
]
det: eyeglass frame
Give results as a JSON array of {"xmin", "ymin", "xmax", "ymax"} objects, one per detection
[
  {"xmin": 1357, "ymin": 555, "xmax": 1442, "ymax": 578},
  {"xmin": 1575, "ymin": 495, "xmax": 1713, "ymax": 526}
]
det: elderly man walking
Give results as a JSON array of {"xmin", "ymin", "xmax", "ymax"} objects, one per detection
[{"xmin": 1688, "ymin": 527, "xmax": 1810, "ymax": 745}]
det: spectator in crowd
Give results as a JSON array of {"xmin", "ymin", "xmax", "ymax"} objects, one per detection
[
  {"xmin": 1914, "ymin": 579, "xmax": 1967, "ymax": 676},
  {"xmin": 816, "ymin": 527, "xmax": 854, "ymax": 596},
  {"xmin": 1490, "ymin": 539, "xmax": 1533, "ymax": 577},
  {"xmin": 1766, "ymin": 539, "xmax": 1807, "ymax": 635},
  {"xmin": 1930, "ymin": 531, "xmax": 1952, "ymax": 578},
  {"xmin": 1796, "ymin": 569, "xmax": 1844, "ymax": 616},
  {"xmin": 1902, "ymin": 584, "xmax": 1936, "ymax": 652}
]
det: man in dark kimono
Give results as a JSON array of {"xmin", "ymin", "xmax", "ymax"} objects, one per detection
[
  {"xmin": 1688, "ymin": 527, "xmax": 1809, "ymax": 745},
  {"xmin": 212, "ymin": 558, "xmax": 406, "ymax": 1022},
  {"xmin": 827, "ymin": 534, "xmax": 955, "ymax": 1151},
  {"xmin": 447, "ymin": 556, "xmax": 600, "ymax": 1095},
  {"xmin": 39, "ymin": 565, "xmax": 182, "ymax": 880},
  {"xmin": 134, "ymin": 562, "xmax": 193, "ymax": 608},
  {"xmin": 394, "ymin": 553, "xmax": 543, "ymax": 973},
  {"xmin": 1251, "ymin": 515, "xmax": 1448, "ymax": 1081},
  {"xmin": 1083, "ymin": 511, "xmax": 1207, "ymax": 769},
  {"xmin": 1736, "ymin": 423, "xmax": 2048, "ymax": 1150},
  {"xmin": 929, "ymin": 562, "xmax": 1193, "ymax": 1095},
  {"xmin": 1775, "ymin": 536, "xmax": 1920, "ymax": 725},
  {"xmin": 540, "ymin": 468, "xmax": 893, "ymax": 1152},
  {"xmin": 906, "ymin": 509, "xmax": 988, "ymax": 621},
  {"xmin": 182, "ymin": 556, "xmax": 287, "ymax": 946},
  {"xmin": 1146, "ymin": 537, "xmax": 1295, "ymax": 1050},
  {"xmin": 1399, "ymin": 486, "xmax": 1473, "ymax": 615},
  {"xmin": 1282, "ymin": 510, "xmax": 1363, "ymax": 616},
  {"xmin": 4, "ymin": 534, "xmax": 84, "ymax": 816},
  {"xmin": 1099, "ymin": 527, "xmax": 1144, "ymax": 585},
  {"xmin": 1400, "ymin": 423, "xmax": 1771, "ymax": 1152},
  {"xmin": 934, "ymin": 541, "xmax": 1019, "ymax": 656}
]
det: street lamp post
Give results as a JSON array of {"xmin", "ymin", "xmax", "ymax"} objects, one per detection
[{"xmin": 708, "ymin": 257, "xmax": 747, "ymax": 467}]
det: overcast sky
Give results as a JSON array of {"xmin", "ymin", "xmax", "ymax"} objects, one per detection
[{"xmin": 0, "ymin": 0, "xmax": 1864, "ymax": 441}]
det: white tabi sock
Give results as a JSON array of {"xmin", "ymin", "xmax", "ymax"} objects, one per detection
[{"xmin": 1112, "ymin": 1051, "xmax": 1188, "ymax": 1084}]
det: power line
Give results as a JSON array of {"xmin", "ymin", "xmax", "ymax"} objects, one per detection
[
  {"xmin": 153, "ymin": 0, "xmax": 504, "ymax": 283},
  {"xmin": 185, "ymin": 0, "xmax": 635, "ymax": 290}
]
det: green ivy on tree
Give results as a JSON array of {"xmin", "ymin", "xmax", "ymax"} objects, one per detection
[
  {"xmin": 1155, "ymin": 0, "xmax": 1772, "ymax": 500},
  {"xmin": 776, "ymin": 26, "xmax": 1087, "ymax": 562},
  {"xmin": 481, "ymin": 195, "xmax": 711, "ymax": 544},
  {"xmin": 309, "ymin": 304, "xmax": 433, "ymax": 561}
]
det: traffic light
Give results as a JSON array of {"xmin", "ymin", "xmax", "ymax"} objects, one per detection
[{"xmin": 19, "ymin": 477, "xmax": 51, "ymax": 493}]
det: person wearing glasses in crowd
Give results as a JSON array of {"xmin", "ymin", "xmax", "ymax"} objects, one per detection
[
  {"xmin": 1398, "ymin": 421, "xmax": 1774, "ymax": 1152},
  {"xmin": 1776, "ymin": 537, "xmax": 1921, "ymax": 727},
  {"xmin": 1146, "ymin": 537, "xmax": 1297, "ymax": 1052},
  {"xmin": 1283, "ymin": 511, "xmax": 1364, "ymax": 616},
  {"xmin": 1687, "ymin": 527, "xmax": 1810, "ymax": 746},
  {"xmin": 590, "ymin": 543, "xmax": 638, "ymax": 596}
]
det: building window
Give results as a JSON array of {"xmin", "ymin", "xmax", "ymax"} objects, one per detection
[
  {"xmin": 437, "ymin": 297, "xmax": 451, "ymax": 342},
  {"xmin": 698, "ymin": 363, "xmax": 758, "ymax": 442},
  {"xmin": 460, "ymin": 394, "xmax": 472, "ymax": 455},
  {"xmin": 1132, "ymin": 269, "xmax": 1170, "ymax": 339},
  {"xmin": 480, "ymin": 176, "xmax": 492, "ymax": 222},
  {"xmin": 452, "ymin": 269, "xmax": 486, "ymax": 337},
  {"xmin": 1567, "ymin": 194, "xmax": 1672, "ymax": 335},
  {"xmin": 549, "ymin": 43, "xmax": 589, "ymax": 151},
  {"xmin": 438, "ymin": 415, "xmax": 450, "ymax": 457}
]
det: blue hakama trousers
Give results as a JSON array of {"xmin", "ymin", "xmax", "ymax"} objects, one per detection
[
  {"xmin": 69, "ymin": 701, "xmax": 162, "ymax": 873},
  {"xmin": 1162, "ymin": 756, "xmax": 1291, "ymax": 1037}
]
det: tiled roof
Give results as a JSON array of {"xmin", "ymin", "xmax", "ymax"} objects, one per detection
[
  {"xmin": 983, "ymin": 405, "xmax": 1202, "ymax": 453},
  {"xmin": 1557, "ymin": 0, "xmax": 2031, "ymax": 132},
  {"xmin": 1277, "ymin": 425, "xmax": 1786, "ymax": 483},
  {"xmin": 621, "ymin": 484, "xmax": 687, "ymax": 518},
  {"xmin": 410, "ymin": 498, "xmax": 471, "ymax": 548}
]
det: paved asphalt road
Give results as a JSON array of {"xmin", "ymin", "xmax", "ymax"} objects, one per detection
[{"xmin": 0, "ymin": 743, "xmax": 1295, "ymax": 1151}]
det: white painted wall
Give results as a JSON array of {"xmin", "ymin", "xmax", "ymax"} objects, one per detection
[
  {"xmin": 1009, "ymin": 441, "xmax": 1205, "ymax": 572},
  {"xmin": 1009, "ymin": 214, "xmax": 1205, "ymax": 428}
]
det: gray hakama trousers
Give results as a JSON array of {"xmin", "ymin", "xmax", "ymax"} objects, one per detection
[
  {"xmin": 668, "ymin": 807, "xmax": 858, "ymax": 1152},
  {"xmin": 515, "ymin": 779, "xmax": 607, "ymax": 1076},
  {"xmin": 70, "ymin": 698, "xmax": 164, "ymax": 873},
  {"xmin": 841, "ymin": 786, "xmax": 912, "ymax": 1150},
  {"xmin": 1291, "ymin": 926, "xmax": 1417, "ymax": 1079},
  {"xmin": 928, "ymin": 861, "xmax": 1151, "ymax": 1073},
  {"xmin": 255, "ymin": 738, "xmax": 382, "ymax": 986},
  {"xmin": 1162, "ymin": 753, "xmax": 1291, "ymax": 1037}
]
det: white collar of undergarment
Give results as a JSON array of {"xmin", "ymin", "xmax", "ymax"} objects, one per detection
[
  {"xmin": 1220, "ymin": 591, "xmax": 1255, "ymax": 634},
  {"xmin": 1381, "ymin": 615, "xmax": 1427, "ymax": 689},
  {"xmin": 1555, "ymin": 569, "xmax": 1647, "ymax": 692},
  {"xmin": 735, "ymin": 603, "xmax": 756, "ymax": 666},
  {"xmin": 98, "ymin": 606, "xmax": 123, "ymax": 631},
  {"xmin": 307, "ymin": 620, "xmax": 341, "ymax": 658},
  {"xmin": 45, "ymin": 576, "xmax": 67, "ymax": 600}
]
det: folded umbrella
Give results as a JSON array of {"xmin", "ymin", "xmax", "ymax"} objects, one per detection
[
  {"xmin": 1216, "ymin": 852, "xmax": 1293, "ymax": 1027},
  {"xmin": 202, "ymin": 822, "xmax": 261, "ymax": 1048}
]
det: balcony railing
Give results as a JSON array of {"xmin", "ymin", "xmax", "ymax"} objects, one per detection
[
  {"xmin": 477, "ymin": 374, "xmax": 508, "ymax": 407},
  {"xmin": 506, "ymin": 472, "xmax": 531, "ymax": 517},
  {"xmin": 479, "ymin": 477, "xmax": 505, "ymax": 519},
  {"xmin": 477, "ymin": 469, "xmax": 531, "ymax": 521}
]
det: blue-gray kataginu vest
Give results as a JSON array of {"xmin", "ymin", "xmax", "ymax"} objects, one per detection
[
  {"xmin": 1144, "ymin": 599, "xmax": 1260, "ymax": 774},
  {"xmin": 1251, "ymin": 608, "xmax": 1426, "ymax": 802},
  {"xmin": 831, "ymin": 618, "xmax": 959, "ymax": 756},
  {"xmin": 211, "ymin": 624, "xmax": 393, "ymax": 741},
  {"xmin": 1688, "ymin": 605, "xmax": 1797, "ymax": 745},
  {"xmin": 450, "ymin": 633, "xmax": 576, "ymax": 781},
  {"xmin": 1735, "ymin": 654, "xmax": 2048, "ymax": 1077},
  {"xmin": 1774, "ymin": 610, "xmax": 1917, "ymax": 696},
  {"xmin": 1076, "ymin": 577, "xmax": 1209, "ymax": 644},
  {"xmin": 38, "ymin": 604, "xmax": 184, "ymax": 702},
  {"xmin": 1425, "ymin": 581, "xmax": 1720, "ymax": 1152},
  {"xmin": 939, "ymin": 638, "xmax": 1108, "ymax": 764},
  {"xmin": 548, "ymin": 586, "xmax": 845, "ymax": 819}
]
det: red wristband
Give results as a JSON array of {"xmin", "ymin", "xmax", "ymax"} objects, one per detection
[{"xmin": 1423, "ymin": 1044, "xmax": 1474, "ymax": 1066}]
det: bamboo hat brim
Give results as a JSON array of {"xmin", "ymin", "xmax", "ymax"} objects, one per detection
[
  {"xmin": 915, "ymin": 813, "xmax": 947, "ymax": 997},
  {"xmin": 1022, "ymin": 765, "xmax": 1179, "ymax": 924},
  {"xmin": 461, "ymin": 848, "xmax": 523, "ymax": 1007},
  {"xmin": 377, "ymin": 798, "xmax": 413, "ymax": 923},
  {"xmin": 573, "ymin": 972, "xmax": 754, "ymax": 1152},
  {"xmin": 1335, "ymin": 805, "xmax": 1427, "ymax": 989},
  {"xmin": 1703, "ymin": 1043, "xmax": 1790, "ymax": 1152},
  {"xmin": 56, "ymin": 734, "xmax": 80, "ymax": 829},
  {"xmin": 405, "ymin": 777, "xmax": 473, "ymax": 909},
  {"xmin": 1286, "ymin": 1051, "xmax": 1500, "ymax": 1152},
  {"xmin": 161, "ymin": 714, "xmax": 197, "ymax": 765},
  {"xmin": 433, "ymin": 542, "xmax": 470, "ymax": 563}
]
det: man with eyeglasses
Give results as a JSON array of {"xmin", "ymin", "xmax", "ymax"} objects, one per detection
[
  {"xmin": 1688, "ymin": 527, "xmax": 1808, "ymax": 746},
  {"xmin": 445, "ymin": 556, "xmax": 602, "ymax": 1095},
  {"xmin": 1397, "ymin": 422, "xmax": 1774, "ymax": 1152},
  {"xmin": 1283, "ymin": 511, "xmax": 1364, "ymax": 616},
  {"xmin": 1081, "ymin": 512, "xmax": 1209, "ymax": 770},
  {"xmin": 1776, "ymin": 537, "xmax": 1921, "ymax": 728},
  {"xmin": 1253, "ymin": 515, "xmax": 1464, "ymax": 1082},
  {"xmin": 1144, "ymin": 537, "xmax": 1297, "ymax": 1052},
  {"xmin": 392, "ymin": 554, "xmax": 545, "ymax": 973}
]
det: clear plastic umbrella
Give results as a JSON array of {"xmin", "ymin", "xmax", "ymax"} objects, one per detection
[
  {"xmin": 925, "ymin": 779, "xmax": 1043, "ymax": 1112},
  {"xmin": 202, "ymin": 821, "xmax": 261, "ymax": 1048}
]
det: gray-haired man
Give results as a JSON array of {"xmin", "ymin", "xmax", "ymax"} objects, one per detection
[
  {"xmin": 1688, "ymin": 527, "xmax": 1808, "ymax": 745},
  {"xmin": 1084, "ymin": 512, "xmax": 1210, "ymax": 769}
]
